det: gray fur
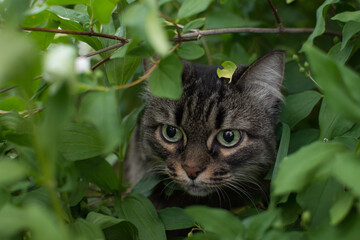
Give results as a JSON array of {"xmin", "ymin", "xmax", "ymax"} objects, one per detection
[{"xmin": 124, "ymin": 50, "xmax": 285, "ymax": 209}]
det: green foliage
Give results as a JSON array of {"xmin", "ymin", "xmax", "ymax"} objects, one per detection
[{"xmin": 0, "ymin": 0, "xmax": 360, "ymax": 240}]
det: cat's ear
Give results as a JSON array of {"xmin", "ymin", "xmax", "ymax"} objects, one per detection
[
  {"xmin": 235, "ymin": 50, "xmax": 285, "ymax": 123},
  {"xmin": 236, "ymin": 50, "xmax": 285, "ymax": 101}
]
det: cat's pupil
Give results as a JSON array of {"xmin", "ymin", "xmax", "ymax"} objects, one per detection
[
  {"xmin": 166, "ymin": 126, "xmax": 177, "ymax": 138},
  {"xmin": 223, "ymin": 130, "xmax": 234, "ymax": 143}
]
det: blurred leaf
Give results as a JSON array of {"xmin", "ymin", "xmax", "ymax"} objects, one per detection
[
  {"xmin": 246, "ymin": 209, "xmax": 279, "ymax": 240},
  {"xmin": 330, "ymin": 192, "xmax": 355, "ymax": 225},
  {"xmin": 319, "ymin": 99, "xmax": 354, "ymax": 140},
  {"xmin": 304, "ymin": 44, "xmax": 360, "ymax": 121},
  {"xmin": 117, "ymin": 193, "xmax": 166, "ymax": 240},
  {"xmin": 90, "ymin": 0, "xmax": 117, "ymax": 25},
  {"xmin": 158, "ymin": 207, "xmax": 195, "ymax": 230},
  {"xmin": 185, "ymin": 206, "xmax": 244, "ymax": 240},
  {"xmin": 0, "ymin": 203, "xmax": 70, "ymax": 240},
  {"xmin": 59, "ymin": 123, "xmax": 104, "ymax": 161},
  {"xmin": 75, "ymin": 157, "xmax": 119, "ymax": 194},
  {"xmin": 145, "ymin": 8, "xmax": 169, "ymax": 56},
  {"xmin": 78, "ymin": 89, "xmax": 121, "ymax": 154},
  {"xmin": 296, "ymin": 178, "xmax": 344, "ymax": 227},
  {"xmin": 177, "ymin": 42, "xmax": 205, "ymax": 60},
  {"xmin": 332, "ymin": 152, "xmax": 360, "ymax": 197},
  {"xmin": 280, "ymin": 90, "xmax": 321, "ymax": 128},
  {"xmin": 304, "ymin": 0, "xmax": 340, "ymax": 45},
  {"xmin": 0, "ymin": 96, "xmax": 26, "ymax": 112},
  {"xmin": 47, "ymin": 0, "xmax": 90, "ymax": 4},
  {"xmin": 0, "ymin": 160, "xmax": 27, "ymax": 187},
  {"xmin": 183, "ymin": 18, "xmax": 206, "ymax": 33},
  {"xmin": 70, "ymin": 218, "xmax": 105, "ymax": 240},
  {"xmin": 178, "ymin": 0, "xmax": 213, "ymax": 19},
  {"xmin": 273, "ymin": 141, "xmax": 348, "ymax": 196},
  {"xmin": 149, "ymin": 54, "xmax": 183, "ymax": 99},
  {"xmin": 48, "ymin": 6, "xmax": 90, "ymax": 25},
  {"xmin": 217, "ymin": 61, "xmax": 237, "ymax": 83},
  {"xmin": 68, "ymin": 180, "xmax": 88, "ymax": 206}
]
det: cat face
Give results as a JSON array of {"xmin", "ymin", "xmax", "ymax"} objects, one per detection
[{"xmin": 140, "ymin": 51, "xmax": 285, "ymax": 197}]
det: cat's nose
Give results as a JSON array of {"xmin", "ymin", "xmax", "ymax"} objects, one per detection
[{"xmin": 182, "ymin": 164, "xmax": 206, "ymax": 180}]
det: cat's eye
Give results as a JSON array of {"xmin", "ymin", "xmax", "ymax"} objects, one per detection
[
  {"xmin": 216, "ymin": 129, "xmax": 243, "ymax": 147},
  {"xmin": 161, "ymin": 125, "xmax": 183, "ymax": 143}
]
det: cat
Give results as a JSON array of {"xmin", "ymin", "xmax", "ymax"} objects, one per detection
[{"xmin": 124, "ymin": 50, "xmax": 285, "ymax": 210}]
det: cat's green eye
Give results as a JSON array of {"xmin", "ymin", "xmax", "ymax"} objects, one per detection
[
  {"xmin": 161, "ymin": 125, "xmax": 183, "ymax": 143},
  {"xmin": 216, "ymin": 129, "xmax": 243, "ymax": 147}
]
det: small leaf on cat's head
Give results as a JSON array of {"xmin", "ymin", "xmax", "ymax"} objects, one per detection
[{"xmin": 217, "ymin": 61, "xmax": 237, "ymax": 83}]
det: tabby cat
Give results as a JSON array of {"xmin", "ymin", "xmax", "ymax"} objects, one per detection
[{"xmin": 125, "ymin": 50, "xmax": 285, "ymax": 209}]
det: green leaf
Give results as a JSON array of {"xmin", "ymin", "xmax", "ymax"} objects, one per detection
[
  {"xmin": 330, "ymin": 192, "xmax": 355, "ymax": 225},
  {"xmin": 185, "ymin": 206, "xmax": 244, "ymax": 240},
  {"xmin": 304, "ymin": 43, "xmax": 360, "ymax": 121},
  {"xmin": 341, "ymin": 21, "xmax": 360, "ymax": 50},
  {"xmin": 75, "ymin": 157, "xmax": 119, "ymax": 193},
  {"xmin": 304, "ymin": 0, "xmax": 340, "ymax": 45},
  {"xmin": 296, "ymin": 178, "xmax": 344, "ymax": 227},
  {"xmin": 78, "ymin": 89, "xmax": 121, "ymax": 154},
  {"xmin": 145, "ymin": 8, "xmax": 170, "ymax": 56},
  {"xmin": 217, "ymin": 61, "xmax": 237, "ymax": 83},
  {"xmin": 0, "ymin": 160, "xmax": 27, "ymax": 187},
  {"xmin": 183, "ymin": 18, "xmax": 206, "ymax": 33},
  {"xmin": 149, "ymin": 54, "xmax": 183, "ymax": 99},
  {"xmin": 332, "ymin": 153, "xmax": 360, "ymax": 197},
  {"xmin": 158, "ymin": 207, "xmax": 195, "ymax": 230},
  {"xmin": 319, "ymin": 99, "xmax": 354, "ymax": 140},
  {"xmin": 280, "ymin": 90, "xmax": 322, "ymax": 128},
  {"xmin": 0, "ymin": 96, "xmax": 26, "ymax": 112},
  {"xmin": 271, "ymin": 123, "xmax": 290, "ymax": 181},
  {"xmin": 47, "ymin": 0, "xmax": 90, "ymax": 4},
  {"xmin": 328, "ymin": 42, "xmax": 354, "ymax": 64},
  {"xmin": 332, "ymin": 10, "xmax": 360, "ymax": 22},
  {"xmin": 59, "ymin": 123, "xmax": 104, "ymax": 161},
  {"xmin": 48, "ymin": 6, "xmax": 90, "ymax": 25},
  {"xmin": 90, "ymin": 0, "xmax": 117, "ymax": 25},
  {"xmin": 246, "ymin": 209, "xmax": 279, "ymax": 240},
  {"xmin": 288, "ymin": 129, "xmax": 319, "ymax": 154},
  {"xmin": 105, "ymin": 56, "xmax": 141, "ymax": 85},
  {"xmin": 177, "ymin": 0, "xmax": 213, "ymax": 19},
  {"xmin": 70, "ymin": 218, "xmax": 105, "ymax": 240},
  {"xmin": 273, "ymin": 141, "xmax": 348, "ymax": 196},
  {"xmin": 86, "ymin": 212, "xmax": 139, "ymax": 239},
  {"xmin": 131, "ymin": 176, "xmax": 162, "ymax": 197},
  {"xmin": 117, "ymin": 193, "xmax": 166, "ymax": 240},
  {"xmin": 177, "ymin": 42, "xmax": 205, "ymax": 60}
]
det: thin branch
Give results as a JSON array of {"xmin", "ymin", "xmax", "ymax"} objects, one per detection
[
  {"xmin": 83, "ymin": 42, "xmax": 127, "ymax": 58},
  {"xmin": 267, "ymin": 0, "xmax": 283, "ymax": 29},
  {"xmin": 22, "ymin": 27, "xmax": 129, "ymax": 43},
  {"xmin": 172, "ymin": 27, "xmax": 342, "ymax": 41},
  {"xmin": 0, "ymin": 85, "xmax": 17, "ymax": 94}
]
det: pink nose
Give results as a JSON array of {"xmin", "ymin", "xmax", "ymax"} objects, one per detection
[{"xmin": 182, "ymin": 164, "xmax": 206, "ymax": 180}]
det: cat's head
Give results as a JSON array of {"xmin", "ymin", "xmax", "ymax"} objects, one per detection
[{"xmin": 141, "ymin": 51, "xmax": 285, "ymax": 197}]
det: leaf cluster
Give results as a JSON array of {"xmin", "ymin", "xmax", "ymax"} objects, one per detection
[{"xmin": 0, "ymin": 0, "xmax": 360, "ymax": 240}]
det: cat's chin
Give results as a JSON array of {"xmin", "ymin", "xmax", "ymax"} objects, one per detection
[{"xmin": 184, "ymin": 184, "xmax": 213, "ymax": 197}]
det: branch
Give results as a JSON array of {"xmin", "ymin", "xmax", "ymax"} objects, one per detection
[
  {"xmin": 22, "ymin": 27, "xmax": 129, "ymax": 43},
  {"xmin": 267, "ymin": 0, "xmax": 283, "ymax": 29},
  {"xmin": 172, "ymin": 27, "xmax": 342, "ymax": 41}
]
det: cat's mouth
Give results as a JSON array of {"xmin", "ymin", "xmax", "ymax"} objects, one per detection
[{"xmin": 183, "ymin": 183, "xmax": 213, "ymax": 197}]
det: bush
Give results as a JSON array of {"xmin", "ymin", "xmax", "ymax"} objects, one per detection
[{"xmin": 0, "ymin": 0, "xmax": 359, "ymax": 239}]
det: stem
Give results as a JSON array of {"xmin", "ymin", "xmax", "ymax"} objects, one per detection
[
  {"xmin": 22, "ymin": 27, "xmax": 129, "ymax": 43},
  {"xmin": 267, "ymin": 0, "xmax": 283, "ymax": 29}
]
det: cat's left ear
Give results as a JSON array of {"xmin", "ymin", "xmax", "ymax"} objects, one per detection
[{"xmin": 235, "ymin": 50, "xmax": 285, "ymax": 103}]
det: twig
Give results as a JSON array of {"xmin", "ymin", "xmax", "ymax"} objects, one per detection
[
  {"xmin": 0, "ymin": 85, "xmax": 17, "ymax": 94},
  {"xmin": 83, "ymin": 42, "xmax": 127, "ymax": 58},
  {"xmin": 172, "ymin": 27, "xmax": 342, "ymax": 41},
  {"xmin": 22, "ymin": 27, "xmax": 129, "ymax": 43},
  {"xmin": 267, "ymin": 0, "xmax": 283, "ymax": 30}
]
